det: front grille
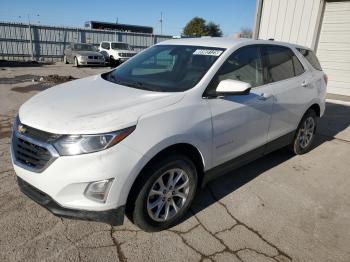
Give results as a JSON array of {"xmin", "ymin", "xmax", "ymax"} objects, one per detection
[
  {"xmin": 88, "ymin": 56, "xmax": 101, "ymax": 60},
  {"xmin": 13, "ymin": 136, "xmax": 53, "ymax": 170},
  {"xmin": 18, "ymin": 124, "xmax": 60, "ymax": 143},
  {"xmin": 119, "ymin": 53, "xmax": 135, "ymax": 58},
  {"xmin": 12, "ymin": 120, "xmax": 59, "ymax": 172}
]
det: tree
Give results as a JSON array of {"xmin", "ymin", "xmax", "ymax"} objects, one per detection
[
  {"xmin": 183, "ymin": 17, "xmax": 208, "ymax": 37},
  {"xmin": 182, "ymin": 17, "xmax": 223, "ymax": 37},
  {"xmin": 206, "ymin": 22, "xmax": 223, "ymax": 37}
]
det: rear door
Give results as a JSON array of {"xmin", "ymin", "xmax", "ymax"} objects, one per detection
[
  {"xmin": 262, "ymin": 45, "xmax": 313, "ymax": 141},
  {"xmin": 206, "ymin": 45, "xmax": 274, "ymax": 167}
]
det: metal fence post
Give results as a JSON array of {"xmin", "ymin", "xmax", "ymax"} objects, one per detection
[{"xmin": 28, "ymin": 23, "xmax": 34, "ymax": 60}]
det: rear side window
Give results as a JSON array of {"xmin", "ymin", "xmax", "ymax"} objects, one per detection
[
  {"xmin": 262, "ymin": 46, "xmax": 305, "ymax": 83},
  {"xmin": 297, "ymin": 48, "xmax": 322, "ymax": 71}
]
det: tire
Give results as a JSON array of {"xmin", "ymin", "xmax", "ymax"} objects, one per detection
[
  {"xmin": 110, "ymin": 56, "xmax": 116, "ymax": 67},
  {"xmin": 291, "ymin": 109, "xmax": 317, "ymax": 155},
  {"xmin": 130, "ymin": 155, "xmax": 198, "ymax": 232},
  {"xmin": 64, "ymin": 55, "xmax": 68, "ymax": 64},
  {"xmin": 74, "ymin": 57, "xmax": 79, "ymax": 67}
]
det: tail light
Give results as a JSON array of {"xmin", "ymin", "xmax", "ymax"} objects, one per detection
[{"xmin": 323, "ymin": 74, "xmax": 328, "ymax": 85}]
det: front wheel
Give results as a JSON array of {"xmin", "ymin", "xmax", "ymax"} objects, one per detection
[
  {"xmin": 74, "ymin": 57, "xmax": 79, "ymax": 67},
  {"xmin": 130, "ymin": 155, "xmax": 198, "ymax": 232},
  {"xmin": 291, "ymin": 109, "xmax": 317, "ymax": 155}
]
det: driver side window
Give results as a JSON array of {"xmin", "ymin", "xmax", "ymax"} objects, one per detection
[
  {"xmin": 219, "ymin": 46, "xmax": 263, "ymax": 86},
  {"xmin": 101, "ymin": 42, "xmax": 110, "ymax": 50},
  {"xmin": 207, "ymin": 46, "xmax": 264, "ymax": 94}
]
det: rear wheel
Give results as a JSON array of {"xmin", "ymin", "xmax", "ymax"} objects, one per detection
[
  {"xmin": 291, "ymin": 109, "xmax": 317, "ymax": 155},
  {"xmin": 130, "ymin": 155, "xmax": 198, "ymax": 232}
]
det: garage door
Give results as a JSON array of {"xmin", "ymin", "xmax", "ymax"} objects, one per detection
[{"xmin": 317, "ymin": 1, "xmax": 350, "ymax": 96}]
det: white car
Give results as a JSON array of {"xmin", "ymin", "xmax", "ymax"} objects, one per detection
[
  {"xmin": 11, "ymin": 37, "xmax": 327, "ymax": 231},
  {"xmin": 98, "ymin": 41, "xmax": 137, "ymax": 65}
]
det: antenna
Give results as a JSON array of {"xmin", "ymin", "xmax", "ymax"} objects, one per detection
[{"xmin": 159, "ymin": 12, "xmax": 163, "ymax": 35}]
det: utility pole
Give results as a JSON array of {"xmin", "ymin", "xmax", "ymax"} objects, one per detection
[{"xmin": 159, "ymin": 12, "xmax": 163, "ymax": 35}]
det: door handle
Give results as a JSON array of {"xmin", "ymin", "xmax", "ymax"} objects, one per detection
[
  {"xmin": 257, "ymin": 93, "xmax": 272, "ymax": 101},
  {"xmin": 301, "ymin": 80, "xmax": 309, "ymax": 88}
]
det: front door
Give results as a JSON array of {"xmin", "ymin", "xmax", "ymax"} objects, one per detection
[{"xmin": 206, "ymin": 45, "xmax": 274, "ymax": 167}]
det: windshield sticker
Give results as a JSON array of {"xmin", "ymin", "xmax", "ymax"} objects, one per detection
[{"xmin": 193, "ymin": 49, "xmax": 223, "ymax": 56}]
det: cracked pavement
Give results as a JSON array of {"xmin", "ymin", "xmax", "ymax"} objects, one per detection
[{"xmin": 1, "ymin": 63, "xmax": 350, "ymax": 262}]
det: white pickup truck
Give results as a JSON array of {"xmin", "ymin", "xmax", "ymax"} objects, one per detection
[{"xmin": 99, "ymin": 41, "xmax": 137, "ymax": 65}]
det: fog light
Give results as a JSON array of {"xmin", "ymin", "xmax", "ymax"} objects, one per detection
[{"xmin": 84, "ymin": 179, "xmax": 114, "ymax": 203}]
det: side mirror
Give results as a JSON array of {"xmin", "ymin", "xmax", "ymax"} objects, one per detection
[{"xmin": 216, "ymin": 79, "xmax": 251, "ymax": 96}]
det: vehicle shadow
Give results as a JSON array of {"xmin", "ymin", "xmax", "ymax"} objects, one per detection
[{"xmin": 185, "ymin": 101, "xmax": 350, "ymax": 222}]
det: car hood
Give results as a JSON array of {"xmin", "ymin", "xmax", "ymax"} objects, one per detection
[
  {"xmin": 19, "ymin": 75, "xmax": 184, "ymax": 134},
  {"xmin": 74, "ymin": 51, "xmax": 102, "ymax": 56}
]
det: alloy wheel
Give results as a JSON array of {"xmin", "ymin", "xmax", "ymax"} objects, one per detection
[
  {"xmin": 299, "ymin": 116, "xmax": 315, "ymax": 149},
  {"xmin": 147, "ymin": 168, "xmax": 190, "ymax": 222}
]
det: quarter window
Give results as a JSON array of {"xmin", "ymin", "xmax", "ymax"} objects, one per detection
[{"xmin": 297, "ymin": 48, "xmax": 322, "ymax": 71}]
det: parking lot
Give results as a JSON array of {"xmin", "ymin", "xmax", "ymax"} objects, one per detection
[{"xmin": 0, "ymin": 63, "xmax": 349, "ymax": 262}]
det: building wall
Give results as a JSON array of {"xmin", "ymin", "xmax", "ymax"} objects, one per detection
[
  {"xmin": 316, "ymin": 1, "xmax": 350, "ymax": 95},
  {"xmin": 257, "ymin": 0, "xmax": 323, "ymax": 48}
]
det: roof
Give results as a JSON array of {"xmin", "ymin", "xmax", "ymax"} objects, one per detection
[
  {"xmin": 87, "ymin": 21, "xmax": 153, "ymax": 30},
  {"xmin": 157, "ymin": 37, "xmax": 310, "ymax": 50}
]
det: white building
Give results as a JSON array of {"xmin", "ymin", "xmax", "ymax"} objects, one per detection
[{"xmin": 253, "ymin": 0, "xmax": 350, "ymax": 96}]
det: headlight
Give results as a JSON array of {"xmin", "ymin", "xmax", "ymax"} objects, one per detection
[
  {"xmin": 78, "ymin": 55, "xmax": 87, "ymax": 61},
  {"xmin": 54, "ymin": 126, "xmax": 135, "ymax": 156}
]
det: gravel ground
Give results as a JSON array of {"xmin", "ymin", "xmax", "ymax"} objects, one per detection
[{"xmin": 0, "ymin": 63, "xmax": 349, "ymax": 262}]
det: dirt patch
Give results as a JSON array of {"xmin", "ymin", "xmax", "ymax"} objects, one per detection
[
  {"xmin": 10, "ymin": 74, "xmax": 76, "ymax": 93},
  {"xmin": 42, "ymin": 74, "xmax": 76, "ymax": 84},
  {"xmin": 0, "ymin": 116, "xmax": 12, "ymax": 139},
  {"xmin": 11, "ymin": 83, "xmax": 55, "ymax": 93},
  {"xmin": 0, "ymin": 75, "xmax": 38, "ymax": 84},
  {"xmin": 0, "ymin": 60, "xmax": 53, "ymax": 67}
]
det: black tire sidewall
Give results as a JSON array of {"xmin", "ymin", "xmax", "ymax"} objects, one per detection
[
  {"xmin": 132, "ymin": 155, "xmax": 198, "ymax": 232},
  {"xmin": 74, "ymin": 57, "xmax": 79, "ymax": 67},
  {"xmin": 293, "ymin": 110, "xmax": 317, "ymax": 155}
]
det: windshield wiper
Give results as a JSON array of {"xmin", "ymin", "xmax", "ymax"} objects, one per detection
[{"xmin": 106, "ymin": 73, "xmax": 157, "ymax": 91}]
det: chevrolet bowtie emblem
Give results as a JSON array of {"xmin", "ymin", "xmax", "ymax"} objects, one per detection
[{"xmin": 18, "ymin": 124, "xmax": 26, "ymax": 134}]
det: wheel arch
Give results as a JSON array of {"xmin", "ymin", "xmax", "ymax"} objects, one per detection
[{"xmin": 125, "ymin": 143, "xmax": 205, "ymax": 215}]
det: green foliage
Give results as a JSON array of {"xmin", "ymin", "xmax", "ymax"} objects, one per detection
[
  {"xmin": 206, "ymin": 22, "xmax": 223, "ymax": 37},
  {"xmin": 182, "ymin": 17, "xmax": 223, "ymax": 37}
]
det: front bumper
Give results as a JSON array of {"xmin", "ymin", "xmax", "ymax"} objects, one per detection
[
  {"xmin": 78, "ymin": 57, "xmax": 105, "ymax": 65},
  {"xmin": 11, "ymin": 129, "xmax": 144, "ymax": 213},
  {"xmin": 18, "ymin": 176, "xmax": 125, "ymax": 225}
]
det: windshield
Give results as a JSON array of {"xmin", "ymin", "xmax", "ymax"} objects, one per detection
[
  {"xmin": 73, "ymin": 44, "xmax": 97, "ymax": 51},
  {"xmin": 103, "ymin": 45, "xmax": 225, "ymax": 92},
  {"xmin": 111, "ymin": 43, "xmax": 133, "ymax": 50}
]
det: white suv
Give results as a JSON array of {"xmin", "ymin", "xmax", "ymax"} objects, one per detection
[
  {"xmin": 99, "ymin": 41, "xmax": 137, "ymax": 65},
  {"xmin": 11, "ymin": 38, "xmax": 326, "ymax": 231}
]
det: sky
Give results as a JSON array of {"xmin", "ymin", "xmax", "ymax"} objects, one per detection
[{"xmin": 0, "ymin": 0, "xmax": 257, "ymax": 36}]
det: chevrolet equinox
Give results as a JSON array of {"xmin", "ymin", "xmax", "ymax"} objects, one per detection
[{"xmin": 11, "ymin": 38, "xmax": 327, "ymax": 231}]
